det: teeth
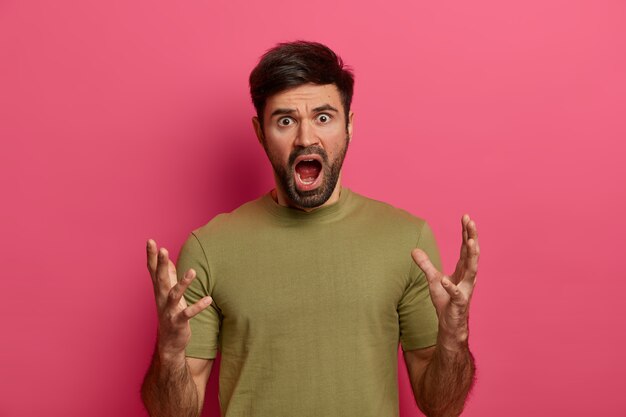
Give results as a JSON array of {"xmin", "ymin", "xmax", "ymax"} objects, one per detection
[{"xmin": 297, "ymin": 173, "xmax": 315, "ymax": 185}]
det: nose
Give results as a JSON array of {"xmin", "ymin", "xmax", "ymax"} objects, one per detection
[{"xmin": 293, "ymin": 119, "xmax": 319, "ymax": 148}]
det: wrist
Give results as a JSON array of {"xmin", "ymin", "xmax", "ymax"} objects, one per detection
[
  {"xmin": 156, "ymin": 343, "xmax": 187, "ymax": 367},
  {"xmin": 437, "ymin": 322, "xmax": 469, "ymax": 352}
]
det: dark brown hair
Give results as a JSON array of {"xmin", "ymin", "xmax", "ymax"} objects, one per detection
[{"xmin": 249, "ymin": 40, "xmax": 354, "ymax": 130}]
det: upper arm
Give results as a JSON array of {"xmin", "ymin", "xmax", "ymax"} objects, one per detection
[
  {"xmin": 187, "ymin": 357, "xmax": 214, "ymax": 411},
  {"xmin": 403, "ymin": 345, "xmax": 436, "ymax": 395},
  {"xmin": 398, "ymin": 221, "xmax": 441, "ymax": 351},
  {"xmin": 178, "ymin": 233, "xmax": 221, "ymax": 359}
]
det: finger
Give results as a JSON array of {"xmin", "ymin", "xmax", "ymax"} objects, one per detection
[
  {"xmin": 168, "ymin": 259, "xmax": 178, "ymax": 289},
  {"xmin": 462, "ymin": 214, "xmax": 470, "ymax": 244},
  {"xmin": 179, "ymin": 296, "xmax": 213, "ymax": 321},
  {"xmin": 469, "ymin": 220, "xmax": 480, "ymax": 269},
  {"xmin": 458, "ymin": 214, "xmax": 471, "ymax": 261},
  {"xmin": 453, "ymin": 215, "xmax": 471, "ymax": 283},
  {"xmin": 146, "ymin": 239, "xmax": 158, "ymax": 280},
  {"xmin": 463, "ymin": 237, "xmax": 480, "ymax": 283},
  {"xmin": 167, "ymin": 268, "xmax": 196, "ymax": 309},
  {"xmin": 412, "ymin": 248, "xmax": 443, "ymax": 284},
  {"xmin": 467, "ymin": 218, "xmax": 478, "ymax": 242},
  {"xmin": 441, "ymin": 276, "xmax": 468, "ymax": 307},
  {"xmin": 156, "ymin": 247, "xmax": 173, "ymax": 298}
]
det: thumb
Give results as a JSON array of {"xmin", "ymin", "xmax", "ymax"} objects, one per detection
[{"xmin": 412, "ymin": 248, "xmax": 441, "ymax": 284}]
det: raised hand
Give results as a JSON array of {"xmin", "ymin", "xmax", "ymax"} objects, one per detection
[
  {"xmin": 146, "ymin": 239, "xmax": 213, "ymax": 359},
  {"xmin": 411, "ymin": 215, "xmax": 480, "ymax": 347}
]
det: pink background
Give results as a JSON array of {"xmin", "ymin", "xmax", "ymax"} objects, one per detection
[{"xmin": 1, "ymin": 0, "xmax": 625, "ymax": 416}]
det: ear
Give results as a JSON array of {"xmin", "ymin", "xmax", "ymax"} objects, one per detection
[
  {"xmin": 347, "ymin": 111, "xmax": 354, "ymax": 142},
  {"xmin": 252, "ymin": 116, "xmax": 264, "ymax": 145}
]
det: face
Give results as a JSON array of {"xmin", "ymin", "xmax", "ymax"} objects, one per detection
[{"xmin": 253, "ymin": 83, "xmax": 354, "ymax": 209}]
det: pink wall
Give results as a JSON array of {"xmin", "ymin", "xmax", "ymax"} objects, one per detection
[{"xmin": 1, "ymin": 0, "xmax": 625, "ymax": 416}]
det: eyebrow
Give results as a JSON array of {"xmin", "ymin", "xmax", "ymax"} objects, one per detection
[
  {"xmin": 270, "ymin": 104, "xmax": 339, "ymax": 118},
  {"xmin": 312, "ymin": 104, "xmax": 339, "ymax": 113}
]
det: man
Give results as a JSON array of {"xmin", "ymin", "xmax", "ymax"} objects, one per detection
[{"xmin": 142, "ymin": 41, "xmax": 479, "ymax": 417}]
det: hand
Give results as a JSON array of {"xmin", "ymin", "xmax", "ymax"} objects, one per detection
[
  {"xmin": 146, "ymin": 239, "xmax": 213, "ymax": 360},
  {"xmin": 411, "ymin": 215, "xmax": 480, "ymax": 348}
]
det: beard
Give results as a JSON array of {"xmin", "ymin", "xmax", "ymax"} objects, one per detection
[{"xmin": 266, "ymin": 136, "xmax": 350, "ymax": 209}]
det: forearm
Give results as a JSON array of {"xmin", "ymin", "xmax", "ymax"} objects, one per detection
[
  {"xmin": 412, "ymin": 329, "xmax": 476, "ymax": 417},
  {"xmin": 141, "ymin": 349, "xmax": 200, "ymax": 417}
]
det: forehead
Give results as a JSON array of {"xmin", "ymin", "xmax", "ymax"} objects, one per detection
[{"xmin": 265, "ymin": 83, "xmax": 343, "ymax": 114}]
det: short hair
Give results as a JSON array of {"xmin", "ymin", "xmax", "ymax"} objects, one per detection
[{"xmin": 249, "ymin": 40, "xmax": 355, "ymax": 130}]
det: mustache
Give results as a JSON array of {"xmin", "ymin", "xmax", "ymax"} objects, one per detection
[{"xmin": 288, "ymin": 145, "xmax": 329, "ymax": 167}]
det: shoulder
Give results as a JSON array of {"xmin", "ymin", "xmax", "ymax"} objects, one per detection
[
  {"xmin": 190, "ymin": 194, "xmax": 268, "ymax": 242},
  {"xmin": 348, "ymin": 189, "xmax": 428, "ymax": 232}
]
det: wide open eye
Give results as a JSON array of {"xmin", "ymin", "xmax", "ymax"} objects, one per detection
[
  {"xmin": 316, "ymin": 113, "xmax": 332, "ymax": 124},
  {"xmin": 278, "ymin": 117, "xmax": 295, "ymax": 127}
]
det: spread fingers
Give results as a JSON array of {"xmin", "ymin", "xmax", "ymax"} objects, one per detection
[
  {"xmin": 167, "ymin": 268, "xmax": 196, "ymax": 309},
  {"xmin": 180, "ymin": 296, "xmax": 213, "ymax": 321},
  {"xmin": 412, "ymin": 248, "xmax": 443, "ymax": 284}
]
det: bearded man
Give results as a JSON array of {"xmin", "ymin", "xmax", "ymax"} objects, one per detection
[{"xmin": 142, "ymin": 40, "xmax": 480, "ymax": 417}]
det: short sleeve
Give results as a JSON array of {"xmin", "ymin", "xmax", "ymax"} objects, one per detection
[
  {"xmin": 177, "ymin": 232, "xmax": 221, "ymax": 359},
  {"xmin": 398, "ymin": 221, "xmax": 442, "ymax": 351}
]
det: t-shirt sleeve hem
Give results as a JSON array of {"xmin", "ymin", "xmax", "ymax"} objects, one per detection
[
  {"xmin": 400, "ymin": 331, "xmax": 438, "ymax": 351},
  {"xmin": 185, "ymin": 345, "xmax": 218, "ymax": 360}
]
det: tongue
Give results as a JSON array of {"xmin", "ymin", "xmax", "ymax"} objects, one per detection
[{"xmin": 295, "ymin": 160, "xmax": 321, "ymax": 181}]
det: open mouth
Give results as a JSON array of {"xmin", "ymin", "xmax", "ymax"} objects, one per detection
[{"xmin": 294, "ymin": 155, "xmax": 323, "ymax": 191}]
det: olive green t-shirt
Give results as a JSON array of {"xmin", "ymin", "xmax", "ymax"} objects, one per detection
[{"xmin": 177, "ymin": 187, "xmax": 442, "ymax": 417}]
